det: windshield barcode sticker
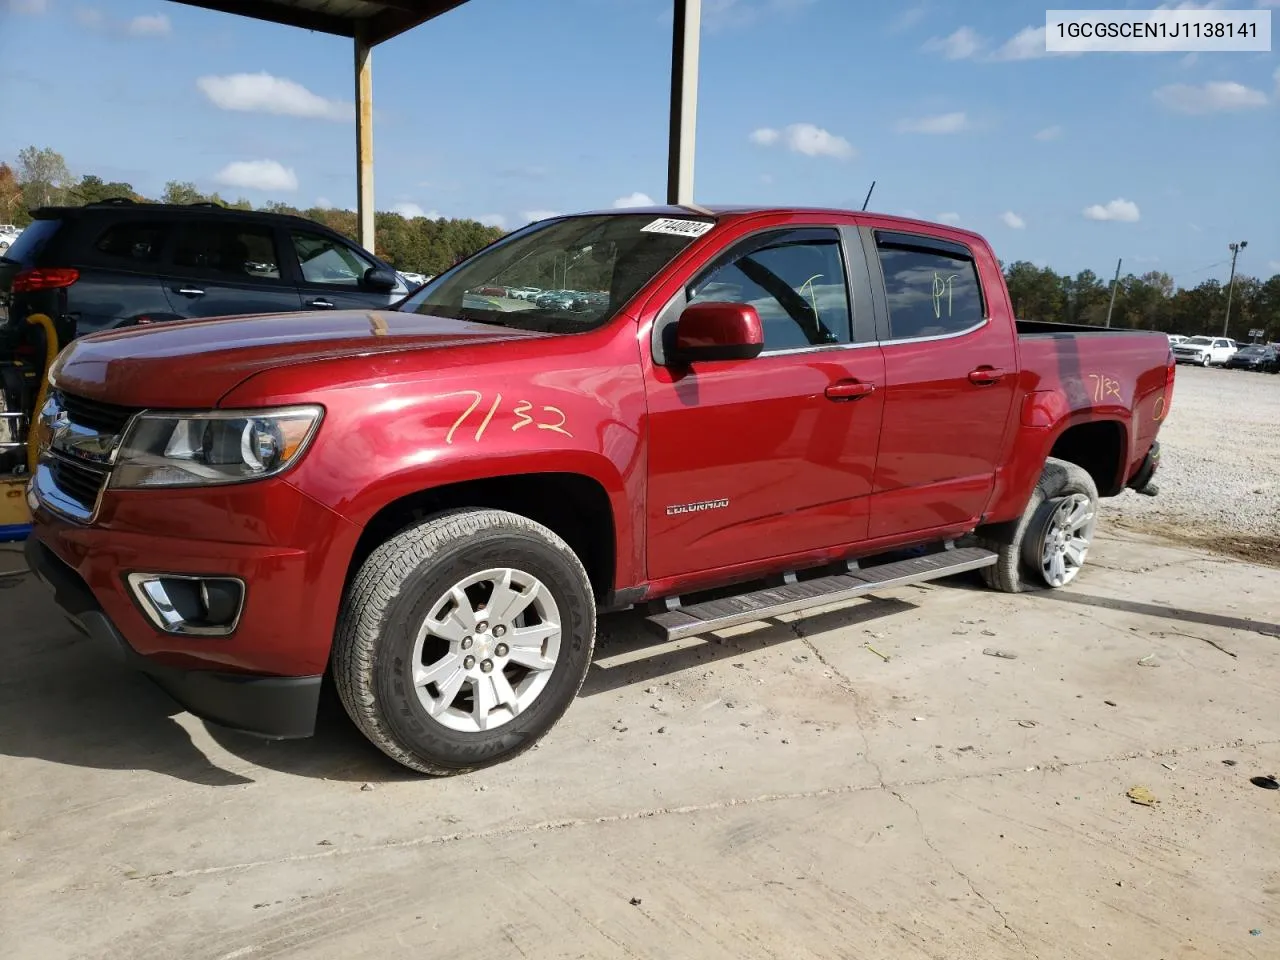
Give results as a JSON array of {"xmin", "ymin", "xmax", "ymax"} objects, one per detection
[{"xmin": 641, "ymin": 218, "xmax": 715, "ymax": 238}]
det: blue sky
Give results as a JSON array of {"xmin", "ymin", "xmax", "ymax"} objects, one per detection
[{"xmin": 1, "ymin": 0, "xmax": 1277, "ymax": 283}]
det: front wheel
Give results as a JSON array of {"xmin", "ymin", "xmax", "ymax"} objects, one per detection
[
  {"xmin": 978, "ymin": 458, "xmax": 1100, "ymax": 594},
  {"xmin": 1201, "ymin": 354, "xmax": 1211, "ymax": 367},
  {"xmin": 333, "ymin": 509, "xmax": 596, "ymax": 775}
]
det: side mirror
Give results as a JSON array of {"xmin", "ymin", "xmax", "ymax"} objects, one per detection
[
  {"xmin": 363, "ymin": 266, "xmax": 398, "ymax": 292},
  {"xmin": 669, "ymin": 302, "xmax": 764, "ymax": 364}
]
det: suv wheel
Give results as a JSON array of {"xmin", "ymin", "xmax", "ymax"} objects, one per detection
[
  {"xmin": 978, "ymin": 458, "xmax": 1099, "ymax": 593},
  {"xmin": 333, "ymin": 509, "xmax": 595, "ymax": 774}
]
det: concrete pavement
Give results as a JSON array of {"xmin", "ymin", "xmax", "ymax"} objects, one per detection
[{"xmin": 2, "ymin": 527, "xmax": 1277, "ymax": 959}]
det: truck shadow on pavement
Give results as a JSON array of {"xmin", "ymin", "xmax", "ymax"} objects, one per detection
[
  {"xmin": 1028, "ymin": 589, "xmax": 1280, "ymax": 638},
  {"xmin": 3, "ymin": 573, "xmax": 923, "ymax": 786}
]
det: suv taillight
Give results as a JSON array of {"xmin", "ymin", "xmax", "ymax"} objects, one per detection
[{"xmin": 13, "ymin": 268, "xmax": 79, "ymax": 293}]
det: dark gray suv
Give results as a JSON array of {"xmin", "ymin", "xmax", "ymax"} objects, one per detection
[{"xmin": 0, "ymin": 200, "xmax": 408, "ymax": 351}]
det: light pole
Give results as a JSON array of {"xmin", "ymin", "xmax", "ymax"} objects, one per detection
[{"xmin": 1223, "ymin": 240, "xmax": 1247, "ymax": 337}]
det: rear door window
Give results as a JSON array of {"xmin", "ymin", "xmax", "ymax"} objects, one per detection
[
  {"xmin": 875, "ymin": 233, "xmax": 986, "ymax": 340},
  {"xmin": 170, "ymin": 221, "xmax": 284, "ymax": 282},
  {"xmin": 92, "ymin": 221, "xmax": 168, "ymax": 264}
]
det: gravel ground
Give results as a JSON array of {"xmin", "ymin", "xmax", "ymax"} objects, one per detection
[{"xmin": 1102, "ymin": 362, "xmax": 1280, "ymax": 562}]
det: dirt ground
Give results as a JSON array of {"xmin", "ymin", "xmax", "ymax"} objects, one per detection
[{"xmin": 2, "ymin": 526, "xmax": 1278, "ymax": 959}]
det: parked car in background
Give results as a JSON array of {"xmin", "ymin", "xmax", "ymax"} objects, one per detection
[
  {"xmin": 1171, "ymin": 335, "xmax": 1236, "ymax": 366},
  {"xmin": 0, "ymin": 224, "xmax": 21, "ymax": 252},
  {"xmin": 1224, "ymin": 343, "xmax": 1279, "ymax": 372},
  {"xmin": 0, "ymin": 200, "xmax": 410, "ymax": 354},
  {"xmin": 1167, "ymin": 333, "xmax": 1186, "ymax": 345},
  {"xmin": 398, "ymin": 271, "xmax": 429, "ymax": 290}
]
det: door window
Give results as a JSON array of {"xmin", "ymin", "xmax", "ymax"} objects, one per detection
[
  {"xmin": 292, "ymin": 231, "xmax": 373, "ymax": 287},
  {"xmin": 172, "ymin": 222, "xmax": 281, "ymax": 280},
  {"xmin": 92, "ymin": 221, "xmax": 168, "ymax": 263},
  {"xmin": 876, "ymin": 236, "xmax": 984, "ymax": 340},
  {"xmin": 688, "ymin": 228, "xmax": 852, "ymax": 350}
]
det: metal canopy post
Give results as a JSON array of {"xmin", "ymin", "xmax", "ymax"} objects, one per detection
[
  {"xmin": 666, "ymin": 0, "xmax": 702, "ymax": 206},
  {"xmin": 354, "ymin": 22, "xmax": 376, "ymax": 254}
]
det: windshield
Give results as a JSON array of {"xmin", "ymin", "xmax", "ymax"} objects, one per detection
[
  {"xmin": 1, "ymin": 218, "xmax": 59, "ymax": 267},
  {"xmin": 397, "ymin": 214, "xmax": 713, "ymax": 333},
  {"xmin": 1238, "ymin": 345, "xmax": 1264, "ymax": 355},
  {"xmin": 1185, "ymin": 336, "xmax": 1213, "ymax": 345}
]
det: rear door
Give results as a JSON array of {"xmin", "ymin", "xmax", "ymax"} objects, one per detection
[
  {"xmin": 644, "ymin": 222, "xmax": 886, "ymax": 582},
  {"xmin": 862, "ymin": 224, "xmax": 1018, "ymax": 540},
  {"xmin": 65, "ymin": 218, "xmax": 175, "ymax": 335},
  {"xmin": 163, "ymin": 219, "xmax": 302, "ymax": 319},
  {"xmin": 287, "ymin": 228, "xmax": 408, "ymax": 310}
]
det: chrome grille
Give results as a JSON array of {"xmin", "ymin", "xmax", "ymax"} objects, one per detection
[
  {"xmin": 55, "ymin": 390, "xmax": 136, "ymax": 434},
  {"xmin": 32, "ymin": 390, "xmax": 138, "ymax": 523}
]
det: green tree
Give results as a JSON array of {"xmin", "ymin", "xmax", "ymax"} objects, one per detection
[
  {"xmin": 162, "ymin": 180, "xmax": 206, "ymax": 205},
  {"xmin": 69, "ymin": 174, "xmax": 137, "ymax": 205},
  {"xmin": 16, "ymin": 145, "xmax": 71, "ymax": 209},
  {"xmin": 0, "ymin": 163, "xmax": 23, "ymax": 224}
]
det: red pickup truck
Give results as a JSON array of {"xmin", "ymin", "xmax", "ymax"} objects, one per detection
[{"xmin": 23, "ymin": 206, "xmax": 1172, "ymax": 774}]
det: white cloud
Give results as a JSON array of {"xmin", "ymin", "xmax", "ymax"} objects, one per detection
[
  {"xmin": 895, "ymin": 111, "xmax": 970, "ymax": 134},
  {"xmin": 924, "ymin": 26, "xmax": 983, "ymax": 60},
  {"xmin": 936, "ymin": 212, "xmax": 961, "ymax": 225},
  {"xmin": 1000, "ymin": 211, "xmax": 1026, "ymax": 229},
  {"xmin": 752, "ymin": 123, "xmax": 856, "ymax": 159},
  {"xmin": 1154, "ymin": 81, "xmax": 1268, "ymax": 114},
  {"xmin": 888, "ymin": 4, "xmax": 926, "ymax": 32},
  {"xmin": 989, "ymin": 25, "xmax": 1077, "ymax": 61},
  {"xmin": 6, "ymin": 0, "xmax": 48, "ymax": 13},
  {"xmin": 197, "ymin": 72, "xmax": 353, "ymax": 122},
  {"xmin": 782, "ymin": 123, "xmax": 856, "ymax": 158},
  {"xmin": 392, "ymin": 202, "xmax": 440, "ymax": 219},
  {"xmin": 613, "ymin": 192, "xmax": 655, "ymax": 208},
  {"xmin": 1033, "ymin": 125, "xmax": 1063, "ymax": 141},
  {"xmin": 128, "ymin": 13, "xmax": 170, "ymax": 36},
  {"xmin": 215, "ymin": 160, "xmax": 298, "ymax": 192},
  {"xmin": 1082, "ymin": 199, "xmax": 1140, "ymax": 222},
  {"xmin": 477, "ymin": 213, "xmax": 506, "ymax": 229},
  {"xmin": 315, "ymin": 197, "xmax": 333, "ymax": 209},
  {"xmin": 521, "ymin": 210, "xmax": 560, "ymax": 223}
]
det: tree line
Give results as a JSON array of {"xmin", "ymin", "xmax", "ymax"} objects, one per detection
[
  {"xmin": 3, "ymin": 146, "xmax": 1277, "ymax": 340},
  {"xmin": 1002, "ymin": 261, "xmax": 1279, "ymax": 342},
  {"xmin": 0, "ymin": 146, "xmax": 504, "ymax": 278}
]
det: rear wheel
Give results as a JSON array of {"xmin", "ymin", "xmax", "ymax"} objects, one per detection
[
  {"xmin": 978, "ymin": 458, "xmax": 1099, "ymax": 594},
  {"xmin": 333, "ymin": 509, "xmax": 596, "ymax": 775}
]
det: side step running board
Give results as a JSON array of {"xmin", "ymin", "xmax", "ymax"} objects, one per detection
[{"xmin": 645, "ymin": 547, "xmax": 997, "ymax": 641}]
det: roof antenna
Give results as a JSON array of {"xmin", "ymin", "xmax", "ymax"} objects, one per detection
[{"xmin": 860, "ymin": 180, "xmax": 876, "ymax": 212}]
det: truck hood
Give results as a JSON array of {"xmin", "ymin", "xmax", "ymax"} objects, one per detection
[{"xmin": 51, "ymin": 309, "xmax": 551, "ymax": 407}]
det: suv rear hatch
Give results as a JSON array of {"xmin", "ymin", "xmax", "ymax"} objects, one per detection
[{"xmin": 0, "ymin": 216, "xmax": 71, "ymax": 352}]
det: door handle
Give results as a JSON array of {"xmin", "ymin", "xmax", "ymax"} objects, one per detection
[
  {"xmin": 824, "ymin": 380, "xmax": 875, "ymax": 401},
  {"xmin": 176, "ymin": 287, "xmax": 205, "ymax": 297},
  {"xmin": 968, "ymin": 366, "xmax": 1007, "ymax": 385},
  {"xmin": 308, "ymin": 298, "xmax": 335, "ymax": 309}
]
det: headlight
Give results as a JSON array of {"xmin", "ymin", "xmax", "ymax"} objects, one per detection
[{"xmin": 110, "ymin": 406, "xmax": 323, "ymax": 489}]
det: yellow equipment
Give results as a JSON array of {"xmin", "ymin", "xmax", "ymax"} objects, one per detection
[{"xmin": 0, "ymin": 313, "xmax": 58, "ymax": 540}]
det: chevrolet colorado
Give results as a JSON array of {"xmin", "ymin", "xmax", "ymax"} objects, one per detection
[{"xmin": 23, "ymin": 206, "xmax": 1173, "ymax": 774}]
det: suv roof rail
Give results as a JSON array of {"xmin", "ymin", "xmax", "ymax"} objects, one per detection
[
  {"xmin": 186, "ymin": 201, "xmax": 224, "ymax": 208},
  {"xmin": 88, "ymin": 197, "xmax": 137, "ymax": 206}
]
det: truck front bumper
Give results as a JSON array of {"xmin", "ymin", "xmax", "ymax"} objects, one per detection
[{"xmin": 25, "ymin": 536, "xmax": 322, "ymax": 738}]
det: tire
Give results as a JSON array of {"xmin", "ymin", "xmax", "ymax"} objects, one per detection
[
  {"xmin": 333, "ymin": 508, "xmax": 596, "ymax": 775},
  {"xmin": 978, "ymin": 458, "xmax": 1100, "ymax": 594},
  {"xmin": 1200, "ymin": 355, "xmax": 1211, "ymax": 367}
]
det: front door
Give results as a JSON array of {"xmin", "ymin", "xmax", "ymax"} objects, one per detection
[
  {"xmin": 288, "ymin": 229, "xmax": 407, "ymax": 310},
  {"xmin": 644, "ymin": 226, "xmax": 885, "ymax": 583},
  {"xmin": 863, "ymin": 226, "xmax": 1018, "ymax": 539}
]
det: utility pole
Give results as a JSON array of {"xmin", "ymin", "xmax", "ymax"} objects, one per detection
[
  {"xmin": 1223, "ymin": 240, "xmax": 1247, "ymax": 337},
  {"xmin": 1104, "ymin": 257, "xmax": 1122, "ymax": 328}
]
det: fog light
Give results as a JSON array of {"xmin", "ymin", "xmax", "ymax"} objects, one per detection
[{"xmin": 126, "ymin": 573, "xmax": 245, "ymax": 636}]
